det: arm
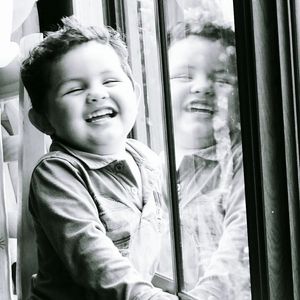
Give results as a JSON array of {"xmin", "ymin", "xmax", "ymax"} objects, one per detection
[
  {"xmin": 190, "ymin": 148, "xmax": 251, "ymax": 300},
  {"xmin": 29, "ymin": 156, "xmax": 177, "ymax": 300}
]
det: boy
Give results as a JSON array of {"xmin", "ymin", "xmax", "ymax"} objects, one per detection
[
  {"xmin": 158, "ymin": 21, "xmax": 251, "ymax": 299},
  {"xmin": 21, "ymin": 17, "xmax": 176, "ymax": 300}
]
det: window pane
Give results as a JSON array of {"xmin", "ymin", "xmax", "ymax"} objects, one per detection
[
  {"xmin": 157, "ymin": 1, "xmax": 252, "ymax": 299},
  {"xmin": 120, "ymin": 0, "xmax": 165, "ymax": 153},
  {"xmin": 120, "ymin": 0, "xmax": 177, "ymax": 291},
  {"xmin": 120, "ymin": 0, "xmax": 252, "ymax": 298}
]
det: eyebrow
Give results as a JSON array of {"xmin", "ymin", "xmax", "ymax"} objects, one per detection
[{"xmin": 213, "ymin": 68, "xmax": 228, "ymax": 74}]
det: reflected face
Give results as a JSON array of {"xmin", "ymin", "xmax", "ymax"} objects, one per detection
[
  {"xmin": 168, "ymin": 35, "xmax": 236, "ymax": 150},
  {"xmin": 45, "ymin": 41, "xmax": 138, "ymax": 155}
]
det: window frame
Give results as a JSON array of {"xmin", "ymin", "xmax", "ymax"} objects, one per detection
[
  {"xmin": 108, "ymin": 0, "xmax": 252, "ymax": 298},
  {"xmin": 106, "ymin": 0, "xmax": 184, "ymax": 294},
  {"xmin": 107, "ymin": 0, "xmax": 300, "ymax": 299},
  {"xmin": 152, "ymin": 0, "xmax": 185, "ymax": 294},
  {"xmin": 13, "ymin": 0, "xmax": 300, "ymax": 299}
]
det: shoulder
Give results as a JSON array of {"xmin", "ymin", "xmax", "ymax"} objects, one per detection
[
  {"xmin": 126, "ymin": 139, "xmax": 160, "ymax": 166},
  {"xmin": 126, "ymin": 138, "xmax": 157, "ymax": 155},
  {"xmin": 126, "ymin": 139, "xmax": 163, "ymax": 184},
  {"xmin": 32, "ymin": 150, "xmax": 86, "ymax": 179}
]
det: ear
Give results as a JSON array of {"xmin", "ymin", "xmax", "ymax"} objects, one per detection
[
  {"xmin": 28, "ymin": 108, "xmax": 55, "ymax": 136},
  {"xmin": 133, "ymin": 81, "xmax": 141, "ymax": 104}
]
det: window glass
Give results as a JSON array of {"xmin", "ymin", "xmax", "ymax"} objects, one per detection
[
  {"xmin": 120, "ymin": 0, "xmax": 165, "ymax": 153},
  {"xmin": 120, "ymin": 0, "xmax": 177, "ymax": 291},
  {"xmin": 117, "ymin": 0, "xmax": 251, "ymax": 298},
  {"xmin": 160, "ymin": 1, "xmax": 251, "ymax": 299}
]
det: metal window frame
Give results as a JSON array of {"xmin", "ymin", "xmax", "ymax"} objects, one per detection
[{"xmin": 153, "ymin": 0, "xmax": 184, "ymax": 294}]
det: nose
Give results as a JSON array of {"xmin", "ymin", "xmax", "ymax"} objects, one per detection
[
  {"xmin": 190, "ymin": 75, "xmax": 213, "ymax": 95},
  {"xmin": 86, "ymin": 83, "xmax": 109, "ymax": 103}
]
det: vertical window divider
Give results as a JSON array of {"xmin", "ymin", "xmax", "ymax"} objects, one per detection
[
  {"xmin": 233, "ymin": 1, "xmax": 268, "ymax": 299},
  {"xmin": 154, "ymin": 0, "xmax": 184, "ymax": 294}
]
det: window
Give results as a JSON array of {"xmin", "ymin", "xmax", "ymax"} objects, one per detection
[
  {"xmin": 109, "ymin": 1, "xmax": 251, "ymax": 299},
  {"xmin": 106, "ymin": 0, "xmax": 300, "ymax": 299},
  {"xmin": 1, "ymin": 0, "xmax": 299, "ymax": 299}
]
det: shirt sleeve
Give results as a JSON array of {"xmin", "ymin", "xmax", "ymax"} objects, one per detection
[
  {"xmin": 190, "ymin": 147, "xmax": 251, "ymax": 300},
  {"xmin": 29, "ymin": 156, "xmax": 177, "ymax": 300}
]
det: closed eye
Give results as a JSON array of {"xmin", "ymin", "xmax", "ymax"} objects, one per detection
[
  {"xmin": 63, "ymin": 87, "xmax": 84, "ymax": 95},
  {"xmin": 170, "ymin": 74, "xmax": 192, "ymax": 81},
  {"xmin": 213, "ymin": 71, "xmax": 236, "ymax": 85},
  {"xmin": 103, "ymin": 79, "xmax": 120, "ymax": 85},
  {"xmin": 215, "ymin": 78, "xmax": 231, "ymax": 84}
]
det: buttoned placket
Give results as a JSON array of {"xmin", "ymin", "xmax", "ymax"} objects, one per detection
[{"xmin": 111, "ymin": 160, "xmax": 143, "ymax": 212}]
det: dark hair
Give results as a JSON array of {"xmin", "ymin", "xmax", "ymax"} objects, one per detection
[
  {"xmin": 168, "ymin": 20, "xmax": 237, "ymax": 76},
  {"xmin": 168, "ymin": 21, "xmax": 236, "ymax": 48},
  {"xmin": 21, "ymin": 17, "xmax": 133, "ymax": 114}
]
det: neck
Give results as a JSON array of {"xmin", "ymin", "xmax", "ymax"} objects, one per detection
[
  {"xmin": 94, "ymin": 144, "xmax": 127, "ymax": 156},
  {"xmin": 175, "ymin": 147, "xmax": 198, "ymax": 167},
  {"xmin": 53, "ymin": 136, "xmax": 127, "ymax": 156},
  {"xmin": 175, "ymin": 142, "xmax": 215, "ymax": 166}
]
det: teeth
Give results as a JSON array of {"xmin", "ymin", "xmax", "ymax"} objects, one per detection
[
  {"xmin": 186, "ymin": 102, "xmax": 213, "ymax": 113},
  {"xmin": 90, "ymin": 108, "xmax": 113, "ymax": 118},
  {"xmin": 86, "ymin": 108, "xmax": 115, "ymax": 122}
]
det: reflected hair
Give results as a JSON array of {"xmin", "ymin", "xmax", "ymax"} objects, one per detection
[
  {"xmin": 167, "ymin": 20, "xmax": 237, "ymax": 77},
  {"xmin": 167, "ymin": 21, "xmax": 236, "ymax": 48},
  {"xmin": 21, "ymin": 16, "xmax": 133, "ymax": 114}
]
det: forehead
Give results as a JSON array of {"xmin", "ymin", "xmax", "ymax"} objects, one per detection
[
  {"xmin": 51, "ymin": 41, "xmax": 123, "ymax": 78},
  {"xmin": 168, "ymin": 35, "xmax": 230, "ymax": 71}
]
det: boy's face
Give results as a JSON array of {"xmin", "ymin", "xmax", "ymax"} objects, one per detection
[
  {"xmin": 44, "ymin": 41, "xmax": 138, "ymax": 155},
  {"xmin": 168, "ymin": 35, "xmax": 237, "ymax": 150}
]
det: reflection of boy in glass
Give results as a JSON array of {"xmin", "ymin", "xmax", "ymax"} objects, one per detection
[
  {"xmin": 159, "ymin": 21, "xmax": 251, "ymax": 299},
  {"xmin": 21, "ymin": 17, "xmax": 177, "ymax": 300}
]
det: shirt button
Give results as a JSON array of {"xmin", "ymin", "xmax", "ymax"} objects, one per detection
[
  {"xmin": 114, "ymin": 162, "xmax": 124, "ymax": 172},
  {"xmin": 121, "ymin": 249, "xmax": 129, "ymax": 257}
]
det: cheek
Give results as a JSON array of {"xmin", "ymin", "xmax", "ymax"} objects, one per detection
[
  {"xmin": 48, "ymin": 103, "xmax": 77, "ymax": 128},
  {"xmin": 122, "ymin": 98, "xmax": 139, "ymax": 124},
  {"xmin": 172, "ymin": 104, "xmax": 182, "ymax": 119},
  {"xmin": 129, "ymin": 94, "xmax": 139, "ymax": 112},
  {"xmin": 228, "ymin": 90, "xmax": 240, "ymax": 115},
  {"xmin": 215, "ymin": 85, "xmax": 233, "ymax": 98},
  {"xmin": 58, "ymin": 97, "xmax": 84, "ymax": 113},
  {"xmin": 214, "ymin": 86, "xmax": 236, "ymax": 112},
  {"xmin": 53, "ymin": 106, "xmax": 72, "ymax": 122},
  {"xmin": 129, "ymin": 105, "xmax": 138, "ymax": 121},
  {"xmin": 171, "ymin": 85, "xmax": 187, "ymax": 107}
]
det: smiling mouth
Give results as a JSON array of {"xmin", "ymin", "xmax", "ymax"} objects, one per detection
[
  {"xmin": 85, "ymin": 108, "xmax": 117, "ymax": 123},
  {"xmin": 185, "ymin": 101, "xmax": 214, "ymax": 114}
]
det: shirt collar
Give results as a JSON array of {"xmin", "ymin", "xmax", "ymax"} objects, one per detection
[
  {"xmin": 50, "ymin": 140, "xmax": 129, "ymax": 169},
  {"xmin": 177, "ymin": 131, "xmax": 241, "ymax": 165},
  {"xmin": 192, "ymin": 144, "xmax": 218, "ymax": 161},
  {"xmin": 50, "ymin": 139, "xmax": 152, "ymax": 170}
]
